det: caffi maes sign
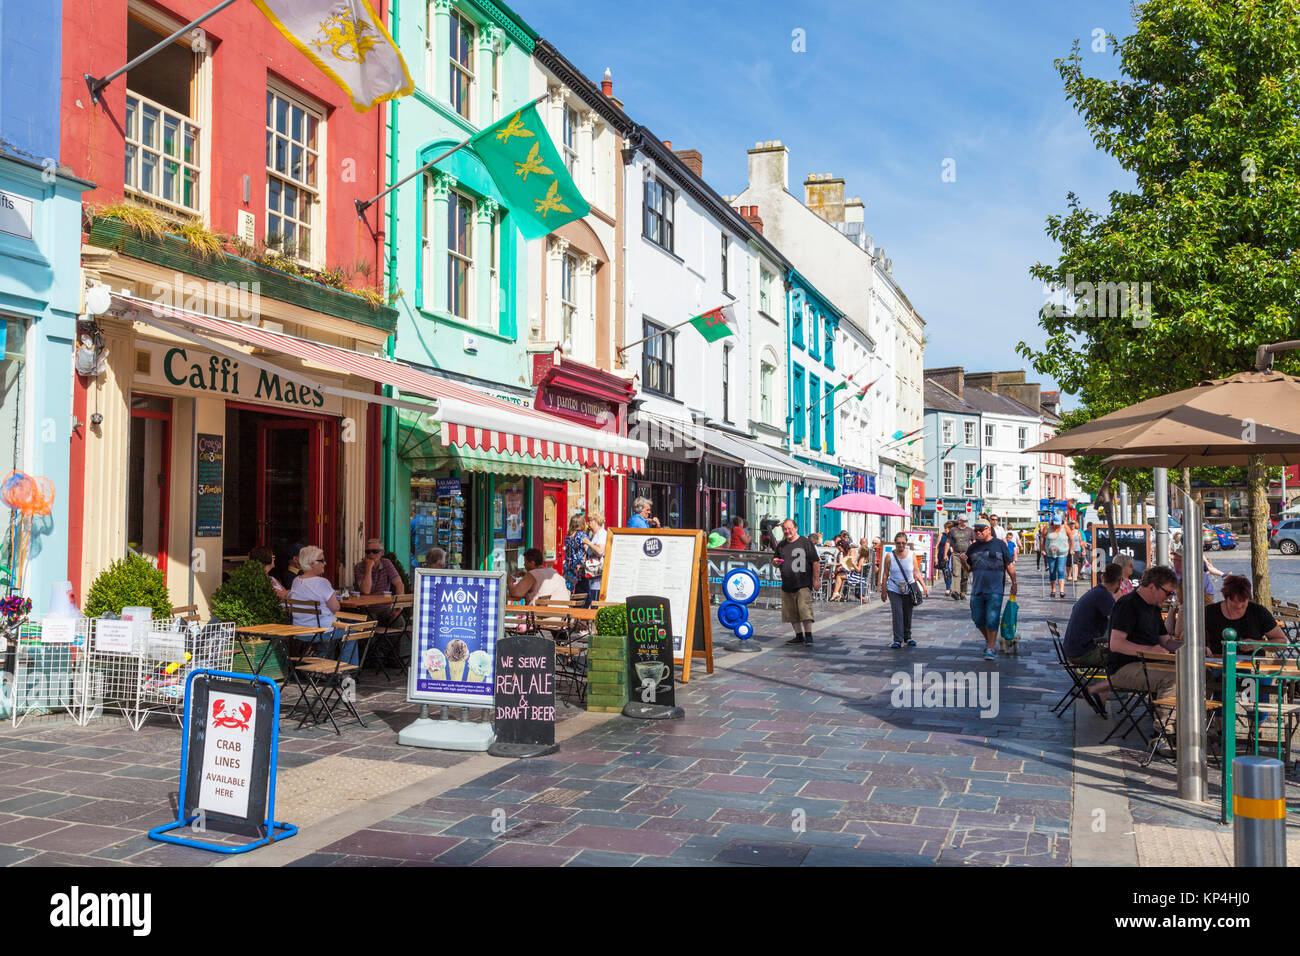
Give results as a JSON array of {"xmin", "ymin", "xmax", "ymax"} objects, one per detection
[{"xmin": 134, "ymin": 341, "xmax": 342, "ymax": 414}]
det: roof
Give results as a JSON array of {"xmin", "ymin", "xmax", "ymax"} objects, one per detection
[
  {"xmin": 924, "ymin": 379, "xmax": 978, "ymax": 415},
  {"xmin": 961, "ymin": 385, "xmax": 1041, "ymax": 420}
]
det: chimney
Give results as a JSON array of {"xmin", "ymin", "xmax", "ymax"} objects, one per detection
[
  {"xmin": 746, "ymin": 139, "xmax": 789, "ymax": 191},
  {"xmin": 739, "ymin": 204, "xmax": 763, "ymax": 234},
  {"xmin": 964, "ymin": 371, "xmax": 997, "ymax": 394},
  {"xmin": 924, "ymin": 366, "xmax": 964, "ymax": 400},
  {"xmin": 674, "ymin": 148, "xmax": 702, "ymax": 179},
  {"xmin": 804, "ymin": 172, "xmax": 846, "ymax": 224},
  {"xmin": 663, "ymin": 140, "xmax": 672, "ymax": 150},
  {"xmin": 844, "ymin": 196, "xmax": 864, "ymax": 225},
  {"xmin": 601, "ymin": 68, "xmax": 612, "ymax": 97}
]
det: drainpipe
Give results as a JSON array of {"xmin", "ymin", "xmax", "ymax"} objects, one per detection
[
  {"xmin": 784, "ymin": 272, "xmax": 793, "ymax": 522},
  {"xmin": 382, "ymin": 0, "xmax": 401, "ymax": 550}
]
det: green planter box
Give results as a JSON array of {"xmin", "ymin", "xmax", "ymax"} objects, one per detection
[{"xmin": 228, "ymin": 640, "xmax": 286, "ymax": 681}]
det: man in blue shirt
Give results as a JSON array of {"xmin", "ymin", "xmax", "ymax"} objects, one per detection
[
  {"xmin": 1063, "ymin": 563, "xmax": 1122, "ymax": 667},
  {"xmin": 958, "ymin": 520, "xmax": 1016, "ymax": 660},
  {"xmin": 627, "ymin": 496, "xmax": 658, "ymax": 529}
]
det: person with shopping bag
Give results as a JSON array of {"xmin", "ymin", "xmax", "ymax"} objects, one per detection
[{"xmin": 881, "ymin": 533, "xmax": 928, "ymax": 648}]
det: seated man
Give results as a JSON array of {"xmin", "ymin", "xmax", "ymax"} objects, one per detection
[
  {"xmin": 1063, "ymin": 562, "xmax": 1123, "ymax": 668},
  {"xmin": 508, "ymin": 548, "xmax": 571, "ymax": 604},
  {"xmin": 354, "ymin": 538, "xmax": 406, "ymax": 596},
  {"xmin": 1091, "ymin": 565, "xmax": 1180, "ymax": 707}
]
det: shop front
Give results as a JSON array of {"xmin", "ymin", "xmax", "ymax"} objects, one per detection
[
  {"xmin": 72, "ymin": 289, "xmax": 392, "ymax": 615},
  {"xmin": 629, "ymin": 415, "xmax": 740, "ymax": 532},
  {"xmin": 910, "ymin": 476, "xmax": 926, "ymax": 525}
]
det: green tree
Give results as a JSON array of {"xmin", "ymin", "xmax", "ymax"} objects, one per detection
[{"xmin": 1019, "ymin": 0, "xmax": 1300, "ymax": 602}]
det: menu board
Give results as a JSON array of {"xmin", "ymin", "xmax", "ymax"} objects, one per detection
[
  {"xmin": 600, "ymin": 529, "xmax": 713, "ymax": 681},
  {"xmin": 408, "ymin": 569, "xmax": 504, "ymax": 708},
  {"xmin": 491, "ymin": 633, "xmax": 556, "ymax": 750},
  {"xmin": 626, "ymin": 595, "xmax": 675, "ymax": 706},
  {"xmin": 1089, "ymin": 523, "xmax": 1153, "ymax": 585},
  {"xmin": 195, "ymin": 433, "xmax": 224, "ymax": 537}
]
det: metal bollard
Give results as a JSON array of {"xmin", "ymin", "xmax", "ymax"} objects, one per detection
[{"xmin": 1232, "ymin": 756, "xmax": 1287, "ymax": 867}]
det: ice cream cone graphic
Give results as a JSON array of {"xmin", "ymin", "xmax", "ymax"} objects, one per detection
[
  {"xmin": 447, "ymin": 639, "xmax": 469, "ymax": 681},
  {"xmin": 423, "ymin": 647, "xmax": 446, "ymax": 682}
]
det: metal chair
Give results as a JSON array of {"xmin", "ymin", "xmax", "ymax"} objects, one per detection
[
  {"xmin": 290, "ymin": 619, "xmax": 377, "ymax": 734},
  {"xmin": 1048, "ymin": 622, "xmax": 1107, "ymax": 719}
]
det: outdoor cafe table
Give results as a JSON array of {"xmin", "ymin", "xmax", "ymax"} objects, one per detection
[
  {"xmin": 337, "ymin": 593, "xmax": 411, "ymax": 611},
  {"xmin": 234, "ymin": 623, "xmax": 331, "ymax": 675}
]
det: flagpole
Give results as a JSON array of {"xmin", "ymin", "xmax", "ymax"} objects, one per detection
[
  {"xmin": 84, "ymin": 0, "xmax": 241, "ymax": 103},
  {"xmin": 355, "ymin": 92, "xmax": 550, "ymax": 219},
  {"xmin": 618, "ymin": 305, "xmax": 731, "ymax": 353}
]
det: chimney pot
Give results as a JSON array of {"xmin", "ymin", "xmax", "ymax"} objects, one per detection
[
  {"xmin": 663, "ymin": 140, "xmax": 671, "ymax": 149},
  {"xmin": 601, "ymin": 67, "xmax": 612, "ymax": 97}
]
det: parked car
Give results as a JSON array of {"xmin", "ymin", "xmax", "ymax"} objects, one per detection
[
  {"xmin": 1271, "ymin": 519, "xmax": 1300, "ymax": 555},
  {"xmin": 1202, "ymin": 524, "xmax": 1220, "ymax": 551},
  {"xmin": 1211, "ymin": 524, "xmax": 1237, "ymax": 550}
]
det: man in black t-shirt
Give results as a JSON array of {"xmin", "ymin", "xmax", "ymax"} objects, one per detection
[
  {"xmin": 774, "ymin": 519, "xmax": 820, "ymax": 647},
  {"xmin": 1097, "ymin": 565, "xmax": 1180, "ymax": 706}
]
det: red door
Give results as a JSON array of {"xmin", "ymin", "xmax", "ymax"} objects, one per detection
[{"xmin": 540, "ymin": 481, "xmax": 567, "ymax": 573}]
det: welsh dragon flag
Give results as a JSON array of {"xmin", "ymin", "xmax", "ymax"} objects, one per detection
[{"xmin": 688, "ymin": 303, "xmax": 736, "ymax": 342}]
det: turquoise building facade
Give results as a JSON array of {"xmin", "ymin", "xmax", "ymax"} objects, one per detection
[
  {"xmin": 0, "ymin": 0, "xmax": 93, "ymax": 611},
  {"xmin": 382, "ymin": 0, "xmax": 542, "ymax": 571}
]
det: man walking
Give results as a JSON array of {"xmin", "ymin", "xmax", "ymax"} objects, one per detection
[
  {"xmin": 958, "ymin": 519, "xmax": 1016, "ymax": 660},
  {"xmin": 947, "ymin": 515, "xmax": 974, "ymax": 600},
  {"xmin": 775, "ymin": 519, "xmax": 820, "ymax": 647}
]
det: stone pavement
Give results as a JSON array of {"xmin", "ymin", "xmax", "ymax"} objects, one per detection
[{"xmin": 0, "ymin": 566, "xmax": 1296, "ymax": 866}]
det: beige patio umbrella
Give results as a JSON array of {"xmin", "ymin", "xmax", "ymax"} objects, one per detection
[{"xmin": 1027, "ymin": 369, "xmax": 1300, "ymax": 460}]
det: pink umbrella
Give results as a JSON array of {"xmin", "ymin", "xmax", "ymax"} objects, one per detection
[{"xmin": 823, "ymin": 492, "xmax": 908, "ymax": 517}]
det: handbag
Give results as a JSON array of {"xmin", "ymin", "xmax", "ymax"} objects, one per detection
[{"xmin": 897, "ymin": 552, "xmax": 924, "ymax": 607}]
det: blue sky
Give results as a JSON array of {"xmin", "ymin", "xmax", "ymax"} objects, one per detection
[{"xmin": 521, "ymin": 0, "xmax": 1141, "ymax": 401}]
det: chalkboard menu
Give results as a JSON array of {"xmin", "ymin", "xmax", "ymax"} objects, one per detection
[
  {"xmin": 489, "ymin": 633, "xmax": 558, "ymax": 757},
  {"xmin": 626, "ymin": 594, "xmax": 675, "ymax": 707},
  {"xmin": 195, "ymin": 433, "xmax": 224, "ymax": 537},
  {"xmin": 1089, "ymin": 523, "xmax": 1153, "ymax": 585}
]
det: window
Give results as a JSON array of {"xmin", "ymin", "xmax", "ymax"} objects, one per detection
[
  {"xmin": 642, "ymin": 318, "xmax": 674, "ymax": 396},
  {"xmin": 722, "ymin": 345, "xmax": 732, "ymax": 423},
  {"xmin": 791, "ymin": 293, "xmax": 804, "ymax": 347},
  {"xmin": 643, "ymin": 176, "xmax": 674, "ymax": 251},
  {"xmin": 1018, "ymin": 426, "xmax": 1028, "ymax": 450},
  {"xmin": 760, "ymin": 362, "xmax": 774, "ymax": 424},
  {"xmin": 809, "ymin": 373, "xmax": 821, "ymax": 450},
  {"xmin": 964, "ymin": 421, "xmax": 976, "ymax": 446},
  {"xmin": 823, "ymin": 383, "xmax": 835, "ymax": 454},
  {"xmin": 985, "ymin": 464, "xmax": 996, "ymax": 496},
  {"xmin": 824, "ymin": 317, "xmax": 835, "ymax": 369},
  {"xmin": 941, "ymin": 418, "xmax": 955, "ymax": 444},
  {"xmin": 759, "ymin": 269, "xmax": 773, "ymax": 317},
  {"xmin": 1019, "ymin": 465, "xmax": 1030, "ymax": 489},
  {"xmin": 964, "ymin": 462, "xmax": 976, "ymax": 496},
  {"xmin": 721, "ymin": 234, "xmax": 729, "ymax": 294},
  {"xmin": 984, "ymin": 423, "xmax": 995, "ymax": 447},
  {"xmin": 266, "ymin": 86, "xmax": 321, "ymax": 264},
  {"xmin": 943, "ymin": 461, "xmax": 955, "ymax": 496},
  {"xmin": 449, "ymin": 10, "xmax": 475, "ymax": 121},
  {"xmin": 561, "ymin": 253, "xmax": 577, "ymax": 343},
  {"xmin": 124, "ymin": 13, "xmax": 202, "ymax": 213},
  {"xmin": 792, "ymin": 364, "xmax": 805, "ymax": 444},
  {"xmin": 808, "ymin": 309, "xmax": 819, "ymax": 359},
  {"xmin": 447, "ymin": 190, "xmax": 473, "ymax": 319},
  {"xmin": 562, "ymin": 104, "xmax": 578, "ymax": 175}
]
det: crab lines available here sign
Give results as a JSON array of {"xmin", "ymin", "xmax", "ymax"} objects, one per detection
[{"xmin": 199, "ymin": 692, "xmax": 257, "ymax": 818}]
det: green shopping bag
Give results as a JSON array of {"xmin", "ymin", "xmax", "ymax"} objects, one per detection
[{"xmin": 1000, "ymin": 594, "xmax": 1019, "ymax": 644}]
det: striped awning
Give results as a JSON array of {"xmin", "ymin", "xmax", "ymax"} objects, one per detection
[
  {"xmin": 398, "ymin": 408, "xmax": 582, "ymax": 479},
  {"xmin": 119, "ymin": 295, "xmax": 647, "ymax": 474}
]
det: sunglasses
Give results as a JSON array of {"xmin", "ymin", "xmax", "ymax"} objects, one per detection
[
  {"xmin": 365, "ymin": 548, "xmax": 383, "ymax": 555},
  {"xmin": 1159, "ymin": 585, "xmax": 1176, "ymax": 598}
]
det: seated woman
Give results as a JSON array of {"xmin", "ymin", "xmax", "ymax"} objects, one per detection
[
  {"xmin": 1200, "ymin": 574, "xmax": 1287, "ymax": 660},
  {"xmin": 250, "ymin": 545, "xmax": 287, "ymax": 598},
  {"xmin": 288, "ymin": 544, "xmax": 357, "ymax": 665},
  {"xmin": 508, "ymin": 548, "xmax": 571, "ymax": 605},
  {"xmin": 829, "ymin": 540, "xmax": 853, "ymax": 601}
]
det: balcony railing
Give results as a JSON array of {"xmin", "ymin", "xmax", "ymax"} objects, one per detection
[{"xmin": 125, "ymin": 91, "xmax": 201, "ymax": 213}]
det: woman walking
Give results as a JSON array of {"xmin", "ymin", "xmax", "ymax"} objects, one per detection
[
  {"xmin": 562, "ymin": 513, "xmax": 592, "ymax": 601},
  {"xmin": 1066, "ymin": 520, "xmax": 1083, "ymax": 585},
  {"xmin": 581, "ymin": 513, "xmax": 607, "ymax": 608},
  {"xmin": 881, "ymin": 533, "xmax": 928, "ymax": 648},
  {"xmin": 937, "ymin": 521, "xmax": 954, "ymax": 597},
  {"xmin": 1044, "ymin": 520, "xmax": 1070, "ymax": 599}
]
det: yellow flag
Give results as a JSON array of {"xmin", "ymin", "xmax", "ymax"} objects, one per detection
[{"xmin": 252, "ymin": 0, "xmax": 413, "ymax": 112}]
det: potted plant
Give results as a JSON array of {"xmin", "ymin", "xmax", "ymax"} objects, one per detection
[
  {"xmin": 84, "ymin": 553, "xmax": 172, "ymax": 619},
  {"xmin": 211, "ymin": 559, "xmax": 288, "ymax": 678},
  {"xmin": 594, "ymin": 604, "xmax": 628, "ymax": 637}
]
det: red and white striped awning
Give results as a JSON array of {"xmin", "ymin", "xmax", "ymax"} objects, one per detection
[{"xmin": 121, "ymin": 295, "xmax": 647, "ymax": 474}]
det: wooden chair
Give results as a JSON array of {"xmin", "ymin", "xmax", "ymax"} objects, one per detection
[
  {"xmin": 367, "ymin": 596, "xmax": 410, "ymax": 681},
  {"xmin": 290, "ymin": 619, "xmax": 376, "ymax": 734},
  {"xmin": 283, "ymin": 599, "xmax": 322, "ymax": 627},
  {"xmin": 171, "ymin": 604, "xmax": 201, "ymax": 624}
]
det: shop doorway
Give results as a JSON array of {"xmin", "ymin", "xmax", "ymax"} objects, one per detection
[
  {"xmin": 127, "ymin": 395, "xmax": 172, "ymax": 572},
  {"xmin": 540, "ymin": 481, "xmax": 566, "ymax": 572},
  {"xmin": 225, "ymin": 406, "xmax": 337, "ymax": 576}
]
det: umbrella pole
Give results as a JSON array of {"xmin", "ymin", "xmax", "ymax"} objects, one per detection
[
  {"xmin": 1176, "ymin": 487, "xmax": 1208, "ymax": 802},
  {"xmin": 1154, "ymin": 468, "xmax": 1170, "ymax": 564}
]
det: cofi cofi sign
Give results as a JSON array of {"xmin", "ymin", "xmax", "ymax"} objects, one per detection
[{"xmin": 135, "ymin": 341, "xmax": 342, "ymax": 414}]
